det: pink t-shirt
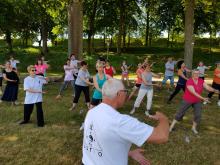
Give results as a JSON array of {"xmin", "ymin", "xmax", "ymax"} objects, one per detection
[
  {"xmin": 35, "ymin": 64, "xmax": 48, "ymax": 75},
  {"xmin": 136, "ymin": 68, "xmax": 144, "ymax": 84},
  {"xmin": 183, "ymin": 78, "xmax": 204, "ymax": 103}
]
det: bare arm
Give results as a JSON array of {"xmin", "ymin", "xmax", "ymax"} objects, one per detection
[
  {"xmin": 93, "ymin": 76, "xmax": 102, "ymax": 92},
  {"xmin": 187, "ymin": 85, "xmax": 205, "ymax": 101},
  {"xmin": 152, "ymin": 72, "xmax": 161, "ymax": 78},
  {"xmin": 147, "ymin": 112, "xmax": 169, "ymax": 144},
  {"xmin": 3, "ymin": 74, "xmax": 17, "ymax": 82},
  {"xmin": 25, "ymin": 89, "xmax": 43, "ymax": 93},
  {"xmin": 178, "ymin": 71, "xmax": 188, "ymax": 80},
  {"xmin": 203, "ymin": 83, "xmax": 220, "ymax": 94}
]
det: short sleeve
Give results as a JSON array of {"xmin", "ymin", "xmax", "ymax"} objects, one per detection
[
  {"xmin": 117, "ymin": 115, "xmax": 154, "ymax": 147},
  {"xmin": 24, "ymin": 78, "xmax": 30, "ymax": 91}
]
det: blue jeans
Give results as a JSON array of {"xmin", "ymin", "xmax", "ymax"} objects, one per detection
[
  {"xmin": 59, "ymin": 80, "xmax": 75, "ymax": 95},
  {"xmin": 162, "ymin": 76, "xmax": 174, "ymax": 86}
]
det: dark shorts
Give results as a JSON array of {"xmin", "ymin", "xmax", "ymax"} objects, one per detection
[
  {"xmin": 135, "ymin": 83, "xmax": 141, "ymax": 88},
  {"xmin": 0, "ymin": 77, "xmax": 2, "ymax": 86},
  {"xmin": 91, "ymin": 98, "xmax": 102, "ymax": 106}
]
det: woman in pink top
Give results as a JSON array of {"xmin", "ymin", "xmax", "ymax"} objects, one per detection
[
  {"xmin": 169, "ymin": 69, "xmax": 219, "ymax": 134},
  {"xmin": 128, "ymin": 63, "xmax": 145, "ymax": 100},
  {"xmin": 56, "ymin": 59, "xmax": 75, "ymax": 99},
  {"xmin": 35, "ymin": 58, "xmax": 48, "ymax": 77}
]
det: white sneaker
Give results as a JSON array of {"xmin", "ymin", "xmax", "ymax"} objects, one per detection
[
  {"xmin": 192, "ymin": 127, "xmax": 198, "ymax": 134},
  {"xmin": 217, "ymin": 100, "xmax": 220, "ymax": 107},
  {"xmin": 130, "ymin": 109, "xmax": 135, "ymax": 115},
  {"xmin": 203, "ymin": 101, "xmax": 208, "ymax": 105},
  {"xmin": 145, "ymin": 110, "xmax": 150, "ymax": 116},
  {"xmin": 80, "ymin": 122, "xmax": 84, "ymax": 131},
  {"xmin": 79, "ymin": 109, "xmax": 84, "ymax": 114}
]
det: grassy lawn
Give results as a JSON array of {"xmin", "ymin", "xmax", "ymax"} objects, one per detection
[
  {"xmin": 0, "ymin": 46, "xmax": 220, "ymax": 165},
  {"xmin": 0, "ymin": 82, "xmax": 219, "ymax": 165}
]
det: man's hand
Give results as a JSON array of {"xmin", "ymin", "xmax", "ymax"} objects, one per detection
[
  {"xmin": 129, "ymin": 149, "xmax": 151, "ymax": 165},
  {"xmin": 149, "ymin": 112, "xmax": 168, "ymax": 121}
]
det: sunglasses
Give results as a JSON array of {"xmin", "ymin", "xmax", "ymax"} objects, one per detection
[{"xmin": 31, "ymin": 69, "xmax": 36, "ymax": 72}]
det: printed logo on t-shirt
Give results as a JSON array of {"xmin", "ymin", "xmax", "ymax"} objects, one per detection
[{"xmin": 84, "ymin": 123, "xmax": 103, "ymax": 157}]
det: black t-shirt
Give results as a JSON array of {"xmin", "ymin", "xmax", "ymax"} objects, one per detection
[{"xmin": 3, "ymin": 70, "xmax": 19, "ymax": 85}]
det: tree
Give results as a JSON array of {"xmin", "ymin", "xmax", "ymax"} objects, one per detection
[
  {"xmin": 184, "ymin": 0, "xmax": 195, "ymax": 70},
  {"xmin": 68, "ymin": 0, "xmax": 83, "ymax": 58}
]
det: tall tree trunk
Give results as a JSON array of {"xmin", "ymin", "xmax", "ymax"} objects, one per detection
[
  {"xmin": 184, "ymin": 0, "xmax": 195, "ymax": 71},
  {"xmin": 87, "ymin": 0, "xmax": 98, "ymax": 55},
  {"xmin": 103, "ymin": 29, "xmax": 106, "ymax": 49},
  {"xmin": 127, "ymin": 30, "xmax": 131, "ymax": 48},
  {"xmin": 41, "ymin": 21, "xmax": 48, "ymax": 55},
  {"xmin": 167, "ymin": 29, "xmax": 170, "ymax": 47},
  {"xmin": 68, "ymin": 0, "xmax": 83, "ymax": 59},
  {"xmin": 122, "ymin": 26, "xmax": 126, "ymax": 52},
  {"xmin": 5, "ymin": 30, "xmax": 13, "ymax": 52},
  {"xmin": 117, "ymin": 0, "xmax": 125, "ymax": 55},
  {"xmin": 145, "ymin": 8, "xmax": 150, "ymax": 47}
]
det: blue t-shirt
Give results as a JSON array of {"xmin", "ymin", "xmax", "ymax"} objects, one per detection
[{"xmin": 92, "ymin": 74, "xmax": 107, "ymax": 99}]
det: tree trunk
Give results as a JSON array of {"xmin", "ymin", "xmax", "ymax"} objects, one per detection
[
  {"xmin": 145, "ymin": 8, "xmax": 150, "ymax": 47},
  {"xmin": 167, "ymin": 29, "xmax": 170, "ymax": 47},
  {"xmin": 122, "ymin": 26, "xmax": 126, "ymax": 52},
  {"xmin": 87, "ymin": 0, "xmax": 98, "ymax": 55},
  {"xmin": 68, "ymin": 0, "xmax": 83, "ymax": 59},
  {"xmin": 5, "ymin": 30, "xmax": 13, "ymax": 52},
  {"xmin": 117, "ymin": 0, "xmax": 125, "ymax": 55},
  {"xmin": 184, "ymin": 0, "xmax": 195, "ymax": 71},
  {"xmin": 41, "ymin": 21, "xmax": 48, "ymax": 55},
  {"xmin": 103, "ymin": 30, "xmax": 106, "ymax": 49},
  {"xmin": 127, "ymin": 30, "xmax": 131, "ymax": 48}
]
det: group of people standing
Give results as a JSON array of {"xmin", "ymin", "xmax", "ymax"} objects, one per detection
[{"xmin": 0, "ymin": 53, "xmax": 220, "ymax": 164}]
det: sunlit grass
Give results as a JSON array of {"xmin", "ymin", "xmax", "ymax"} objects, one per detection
[{"xmin": 24, "ymin": 47, "xmax": 41, "ymax": 54}]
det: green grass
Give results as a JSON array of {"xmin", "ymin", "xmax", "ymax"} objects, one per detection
[
  {"xmin": 0, "ymin": 45, "xmax": 220, "ymax": 164},
  {"xmin": 0, "ymin": 82, "xmax": 219, "ymax": 165}
]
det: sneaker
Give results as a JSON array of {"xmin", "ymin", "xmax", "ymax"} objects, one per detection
[
  {"xmin": 69, "ymin": 106, "xmax": 75, "ymax": 111},
  {"xmin": 0, "ymin": 100, "xmax": 2, "ymax": 103},
  {"xmin": 145, "ymin": 110, "xmax": 150, "ymax": 116},
  {"xmin": 203, "ymin": 101, "xmax": 208, "ymax": 105},
  {"xmin": 80, "ymin": 122, "xmax": 84, "ymax": 131},
  {"xmin": 191, "ymin": 127, "xmax": 198, "ymax": 134},
  {"xmin": 19, "ymin": 121, "xmax": 28, "ymax": 125},
  {"xmin": 217, "ymin": 100, "xmax": 220, "ymax": 107},
  {"xmin": 79, "ymin": 109, "xmax": 84, "ymax": 114},
  {"xmin": 56, "ymin": 95, "xmax": 61, "ymax": 100},
  {"xmin": 130, "ymin": 108, "xmax": 135, "ymax": 115}
]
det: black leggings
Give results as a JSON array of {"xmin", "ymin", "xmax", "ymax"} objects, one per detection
[
  {"xmin": 73, "ymin": 85, "xmax": 90, "ymax": 103},
  {"xmin": 23, "ymin": 102, "xmax": 44, "ymax": 126},
  {"xmin": 168, "ymin": 84, "xmax": 185, "ymax": 101},
  {"xmin": 208, "ymin": 82, "xmax": 220, "ymax": 99}
]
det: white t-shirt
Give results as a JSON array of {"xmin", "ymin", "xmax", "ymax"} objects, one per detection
[
  {"xmin": 64, "ymin": 65, "xmax": 74, "ymax": 81},
  {"xmin": 24, "ymin": 76, "xmax": 46, "ymax": 104},
  {"xmin": 10, "ymin": 60, "xmax": 19, "ymax": 69},
  {"xmin": 70, "ymin": 60, "xmax": 80, "ymax": 74},
  {"xmin": 197, "ymin": 66, "xmax": 209, "ymax": 77},
  {"xmin": 82, "ymin": 103, "xmax": 154, "ymax": 165}
]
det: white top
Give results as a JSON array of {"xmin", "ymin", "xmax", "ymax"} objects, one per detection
[
  {"xmin": 64, "ymin": 65, "xmax": 74, "ymax": 81},
  {"xmin": 70, "ymin": 59, "xmax": 80, "ymax": 74},
  {"xmin": 10, "ymin": 60, "xmax": 19, "ymax": 69},
  {"xmin": 24, "ymin": 76, "xmax": 46, "ymax": 104},
  {"xmin": 197, "ymin": 66, "xmax": 209, "ymax": 77},
  {"xmin": 82, "ymin": 103, "xmax": 154, "ymax": 165}
]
